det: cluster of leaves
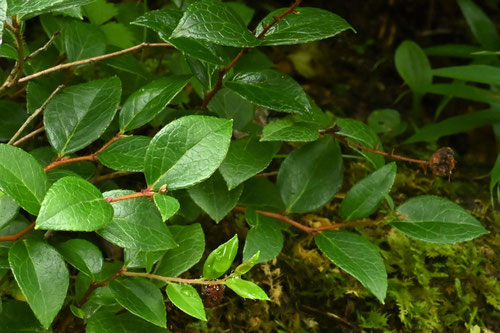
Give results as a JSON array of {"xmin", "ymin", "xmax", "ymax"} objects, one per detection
[{"xmin": 0, "ymin": 0, "xmax": 492, "ymax": 331}]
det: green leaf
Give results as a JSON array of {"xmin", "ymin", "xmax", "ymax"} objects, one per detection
[
  {"xmin": 0, "ymin": 300, "xmax": 46, "ymax": 332},
  {"xmin": 433, "ymin": 65, "xmax": 500, "ymax": 86},
  {"xmin": 490, "ymin": 154, "xmax": 500, "ymax": 193},
  {"xmin": 97, "ymin": 136, "xmax": 151, "ymax": 172},
  {"xmin": 9, "ymin": 239, "xmax": 69, "ymax": 329},
  {"xmin": 219, "ymin": 137, "xmax": 279, "ymax": 190},
  {"xmin": 239, "ymin": 178, "xmax": 285, "ymax": 212},
  {"xmin": 155, "ymin": 224, "xmax": 205, "ymax": 277},
  {"xmin": 153, "ymin": 194, "xmax": 180, "ymax": 221},
  {"xmin": 226, "ymin": 69, "xmax": 312, "ymax": 114},
  {"xmin": 0, "ymin": 101, "xmax": 28, "ymax": 141},
  {"xmin": 203, "ymin": 234, "xmax": 238, "ymax": 280},
  {"xmin": 7, "ymin": 0, "xmax": 94, "ymax": 19},
  {"xmin": 64, "ymin": 21, "xmax": 106, "ymax": 62},
  {"xmin": 394, "ymin": 40, "xmax": 432, "ymax": 94},
  {"xmin": 458, "ymin": 0, "xmax": 500, "ymax": 50},
  {"xmin": 336, "ymin": 118, "xmax": 385, "ymax": 168},
  {"xmin": 226, "ymin": 2, "xmax": 254, "ymax": 26},
  {"xmin": 0, "ymin": 144, "xmax": 50, "ymax": 215},
  {"xmin": 188, "ymin": 171, "xmax": 243, "ymax": 222},
  {"xmin": 109, "ymin": 278, "xmax": 166, "ymax": 328},
  {"xmin": 405, "ymin": 109, "xmax": 500, "ymax": 144},
  {"xmin": 166, "ymin": 283, "xmax": 206, "ymax": 321},
  {"xmin": 278, "ymin": 137, "xmax": 342, "ymax": 213},
  {"xmin": 84, "ymin": 0, "xmax": 118, "ymax": 25},
  {"xmin": 234, "ymin": 251, "xmax": 260, "ymax": 276},
  {"xmin": 261, "ymin": 118, "xmax": 319, "ymax": 142},
  {"xmin": 56, "ymin": 239, "xmax": 103, "ymax": 278},
  {"xmin": 225, "ymin": 278, "xmax": 269, "ymax": 300},
  {"xmin": 392, "ymin": 195, "xmax": 489, "ymax": 244},
  {"xmin": 100, "ymin": 22, "xmax": 135, "ymax": 49},
  {"xmin": 315, "ymin": 230, "xmax": 387, "ymax": 303},
  {"xmin": 255, "ymin": 7, "xmax": 353, "ymax": 45},
  {"xmin": 44, "ymin": 77, "xmax": 121, "ymax": 155},
  {"xmin": 170, "ymin": 0, "xmax": 259, "ymax": 47},
  {"xmin": 119, "ymin": 76, "xmax": 192, "ymax": 132},
  {"xmin": 243, "ymin": 208, "xmax": 285, "ymax": 263},
  {"xmin": 144, "ymin": 115, "xmax": 232, "ymax": 191},
  {"xmin": 133, "ymin": 9, "xmax": 234, "ymax": 65},
  {"xmin": 0, "ymin": 1, "xmax": 6, "ymax": 47},
  {"xmin": 425, "ymin": 44, "xmax": 481, "ymax": 58},
  {"xmin": 340, "ymin": 163, "xmax": 397, "ymax": 220},
  {"xmin": 87, "ymin": 310, "xmax": 169, "ymax": 333},
  {"xmin": 425, "ymin": 82, "xmax": 500, "ymax": 105},
  {"xmin": 125, "ymin": 248, "xmax": 166, "ymax": 272},
  {"xmin": 36, "ymin": 177, "xmax": 113, "ymax": 231},
  {"xmin": 0, "ymin": 191, "xmax": 19, "ymax": 230},
  {"xmin": 207, "ymin": 88, "xmax": 254, "ymax": 131},
  {"xmin": 367, "ymin": 109, "xmax": 406, "ymax": 137},
  {"xmin": 99, "ymin": 190, "xmax": 177, "ymax": 251}
]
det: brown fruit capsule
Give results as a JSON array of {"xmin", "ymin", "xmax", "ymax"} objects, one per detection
[
  {"xmin": 200, "ymin": 284, "xmax": 225, "ymax": 308},
  {"xmin": 429, "ymin": 147, "xmax": 455, "ymax": 177}
]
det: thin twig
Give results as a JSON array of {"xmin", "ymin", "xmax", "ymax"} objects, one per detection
[
  {"xmin": 8, "ymin": 85, "xmax": 65, "ymax": 144},
  {"xmin": 122, "ymin": 271, "xmax": 228, "ymax": 285},
  {"xmin": 0, "ymin": 18, "xmax": 25, "ymax": 94},
  {"xmin": 0, "ymin": 222, "xmax": 36, "ymax": 242},
  {"xmin": 18, "ymin": 42, "xmax": 172, "ymax": 84},
  {"xmin": 12, "ymin": 126, "xmax": 45, "ymax": 146},
  {"xmin": 44, "ymin": 133, "xmax": 124, "ymax": 172},
  {"xmin": 105, "ymin": 190, "xmax": 155, "ymax": 203},
  {"xmin": 25, "ymin": 32, "xmax": 60, "ymax": 61},
  {"xmin": 201, "ymin": 0, "xmax": 303, "ymax": 108},
  {"xmin": 90, "ymin": 171, "xmax": 135, "ymax": 183},
  {"xmin": 233, "ymin": 207, "xmax": 382, "ymax": 234}
]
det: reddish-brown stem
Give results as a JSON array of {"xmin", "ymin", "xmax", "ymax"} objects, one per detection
[
  {"xmin": 19, "ymin": 43, "xmax": 172, "ymax": 84},
  {"xmin": 44, "ymin": 134, "xmax": 124, "ymax": 172},
  {"xmin": 234, "ymin": 207, "xmax": 382, "ymax": 234},
  {"xmin": 332, "ymin": 133, "xmax": 429, "ymax": 165},
  {"xmin": 105, "ymin": 190, "xmax": 155, "ymax": 203},
  {"xmin": 201, "ymin": 0, "xmax": 303, "ymax": 108},
  {"xmin": 0, "ymin": 222, "xmax": 36, "ymax": 242}
]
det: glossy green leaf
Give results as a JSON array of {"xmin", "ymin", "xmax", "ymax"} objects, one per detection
[
  {"xmin": 255, "ymin": 7, "xmax": 353, "ymax": 45},
  {"xmin": 207, "ymin": 88, "xmax": 254, "ymax": 131},
  {"xmin": 315, "ymin": 230, "xmax": 387, "ymax": 303},
  {"xmin": 395, "ymin": 40, "xmax": 432, "ymax": 94},
  {"xmin": 340, "ymin": 163, "xmax": 397, "ymax": 220},
  {"xmin": 0, "ymin": 191, "xmax": 19, "ymax": 229},
  {"xmin": 426, "ymin": 82, "xmax": 500, "ymax": 105},
  {"xmin": 220, "ymin": 137, "xmax": 279, "ymax": 190},
  {"xmin": 99, "ymin": 190, "xmax": 177, "ymax": 251},
  {"xmin": 278, "ymin": 137, "xmax": 342, "ymax": 213},
  {"xmin": 234, "ymin": 251, "xmax": 260, "ymax": 276},
  {"xmin": 97, "ymin": 136, "xmax": 151, "ymax": 172},
  {"xmin": 56, "ymin": 239, "xmax": 103, "ymax": 278},
  {"xmin": 64, "ymin": 21, "xmax": 106, "ymax": 62},
  {"xmin": 336, "ymin": 118, "xmax": 385, "ymax": 168},
  {"xmin": 458, "ymin": 0, "xmax": 500, "ymax": 50},
  {"xmin": 44, "ymin": 77, "xmax": 121, "ymax": 155},
  {"xmin": 119, "ymin": 76, "xmax": 192, "ymax": 132},
  {"xmin": 36, "ymin": 177, "xmax": 113, "ymax": 231},
  {"xmin": 0, "ymin": 144, "xmax": 50, "ymax": 215},
  {"xmin": 261, "ymin": 118, "xmax": 319, "ymax": 142},
  {"xmin": 226, "ymin": 70, "xmax": 311, "ymax": 114},
  {"xmin": 153, "ymin": 194, "xmax": 180, "ymax": 221},
  {"xmin": 0, "ymin": 101, "xmax": 28, "ymax": 141},
  {"xmin": 9, "ymin": 239, "xmax": 69, "ymax": 329},
  {"xmin": 243, "ymin": 208, "xmax": 285, "ymax": 263},
  {"xmin": 225, "ymin": 278, "xmax": 269, "ymax": 300},
  {"xmin": 84, "ymin": 0, "xmax": 118, "ymax": 25},
  {"xmin": 87, "ymin": 310, "xmax": 169, "ymax": 333},
  {"xmin": 144, "ymin": 115, "xmax": 232, "ymax": 191},
  {"xmin": 188, "ymin": 172, "xmax": 243, "ymax": 222},
  {"xmin": 125, "ymin": 249, "xmax": 166, "ymax": 272},
  {"xmin": 405, "ymin": 109, "xmax": 500, "ymax": 143},
  {"xmin": 393, "ymin": 196, "xmax": 489, "ymax": 244},
  {"xmin": 203, "ymin": 234, "xmax": 238, "ymax": 280},
  {"xmin": 170, "ymin": 0, "xmax": 259, "ymax": 47},
  {"xmin": 155, "ymin": 224, "xmax": 204, "ymax": 277},
  {"xmin": 109, "ymin": 278, "xmax": 166, "ymax": 328},
  {"xmin": 7, "ymin": 0, "xmax": 94, "ymax": 19},
  {"xmin": 133, "ymin": 9, "xmax": 234, "ymax": 65},
  {"xmin": 166, "ymin": 283, "xmax": 206, "ymax": 321},
  {"xmin": 239, "ymin": 178, "xmax": 285, "ymax": 212}
]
